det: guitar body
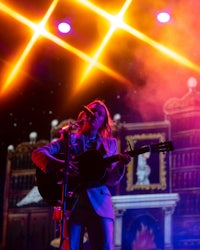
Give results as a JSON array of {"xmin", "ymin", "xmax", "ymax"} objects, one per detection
[
  {"xmin": 35, "ymin": 141, "xmax": 173, "ymax": 206},
  {"xmin": 75, "ymin": 149, "xmax": 109, "ymax": 182},
  {"xmin": 36, "ymin": 168, "xmax": 63, "ymax": 206},
  {"xmin": 36, "ymin": 150, "xmax": 109, "ymax": 206}
]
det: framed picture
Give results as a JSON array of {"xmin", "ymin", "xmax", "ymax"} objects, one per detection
[{"xmin": 126, "ymin": 133, "xmax": 167, "ymax": 191}]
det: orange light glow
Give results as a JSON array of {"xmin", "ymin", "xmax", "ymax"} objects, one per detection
[
  {"xmin": 0, "ymin": 1, "xmax": 132, "ymax": 97},
  {"xmin": 0, "ymin": 0, "xmax": 200, "ymax": 98},
  {"xmin": 121, "ymin": 22, "xmax": 200, "ymax": 73},
  {"xmin": 76, "ymin": 0, "xmax": 132, "ymax": 92},
  {"xmin": 79, "ymin": 0, "xmax": 200, "ymax": 74},
  {"xmin": 0, "ymin": 0, "xmax": 59, "ymax": 95}
]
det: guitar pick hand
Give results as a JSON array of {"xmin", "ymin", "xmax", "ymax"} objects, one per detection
[{"xmin": 57, "ymin": 159, "xmax": 80, "ymax": 177}]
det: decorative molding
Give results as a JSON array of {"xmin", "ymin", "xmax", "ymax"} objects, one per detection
[
  {"xmin": 112, "ymin": 193, "xmax": 180, "ymax": 250},
  {"xmin": 125, "ymin": 133, "xmax": 167, "ymax": 191}
]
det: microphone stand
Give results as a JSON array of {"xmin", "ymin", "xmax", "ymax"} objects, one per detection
[
  {"xmin": 59, "ymin": 119, "xmax": 85, "ymax": 250},
  {"xmin": 59, "ymin": 126, "xmax": 70, "ymax": 250}
]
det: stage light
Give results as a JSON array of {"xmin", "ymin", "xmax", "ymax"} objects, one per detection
[
  {"xmin": 157, "ymin": 12, "xmax": 171, "ymax": 23},
  {"xmin": 58, "ymin": 22, "xmax": 71, "ymax": 34}
]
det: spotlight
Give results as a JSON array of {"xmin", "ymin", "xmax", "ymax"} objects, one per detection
[
  {"xmin": 157, "ymin": 12, "xmax": 171, "ymax": 23},
  {"xmin": 58, "ymin": 22, "xmax": 71, "ymax": 34}
]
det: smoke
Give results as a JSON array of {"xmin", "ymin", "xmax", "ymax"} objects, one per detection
[{"xmin": 122, "ymin": 0, "xmax": 200, "ymax": 122}]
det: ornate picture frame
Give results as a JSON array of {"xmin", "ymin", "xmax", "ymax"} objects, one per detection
[{"xmin": 126, "ymin": 133, "xmax": 167, "ymax": 191}]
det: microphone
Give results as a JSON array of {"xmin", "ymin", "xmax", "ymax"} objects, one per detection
[{"xmin": 82, "ymin": 105, "xmax": 95, "ymax": 119}]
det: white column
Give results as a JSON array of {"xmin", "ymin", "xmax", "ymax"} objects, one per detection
[
  {"xmin": 114, "ymin": 209, "xmax": 125, "ymax": 250},
  {"xmin": 163, "ymin": 206, "xmax": 175, "ymax": 250}
]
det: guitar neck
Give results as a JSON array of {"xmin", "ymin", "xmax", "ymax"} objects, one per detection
[{"xmin": 104, "ymin": 146, "xmax": 150, "ymax": 165}]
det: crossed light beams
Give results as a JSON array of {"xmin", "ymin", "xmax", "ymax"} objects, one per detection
[
  {"xmin": 0, "ymin": 0, "xmax": 59, "ymax": 95},
  {"xmin": 1, "ymin": 0, "xmax": 200, "ymax": 97},
  {"xmin": 0, "ymin": 1, "xmax": 133, "ymax": 97},
  {"xmin": 79, "ymin": 0, "xmax": 200, "ymax": 76},
  {"xmin": 77, "ymin": 0, "xmax": 132, "ymax": 90}
]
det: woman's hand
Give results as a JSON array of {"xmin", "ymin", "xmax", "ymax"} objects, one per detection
[{"xmin": 118, "ymin": 153, "xmax": 131, "ymax": 165}]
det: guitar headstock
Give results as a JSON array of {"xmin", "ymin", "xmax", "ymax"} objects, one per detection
[{"xmin": 150, "ymin": 141, "xmax": 174, "ymax": 153}]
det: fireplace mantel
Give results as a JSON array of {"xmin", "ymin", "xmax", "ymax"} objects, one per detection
[{"xmin": 112, "ymin": 193, "xmax": 179, "ymax": 250}]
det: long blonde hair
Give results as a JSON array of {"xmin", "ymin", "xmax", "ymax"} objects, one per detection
[{"xmin": 77, "ymin": 99, "xmax": 113, "ymax": 138}]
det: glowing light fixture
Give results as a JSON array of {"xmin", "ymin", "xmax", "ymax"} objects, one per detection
[
  {"xmin": 157, "ymin": 12, "xmax": 171, "ymax": 23},
  {"xmin": 58, "ymin": 22, "xmax": 71, "ymax": 34},
  {"xmin": 187, "ymin": 76, "xmax": 197, "ymax": 88}
]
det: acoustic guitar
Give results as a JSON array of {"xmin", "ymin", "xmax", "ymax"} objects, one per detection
[{"xmin": 35, "ymin": 141, "xmax": 173, "ymax": 206}]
